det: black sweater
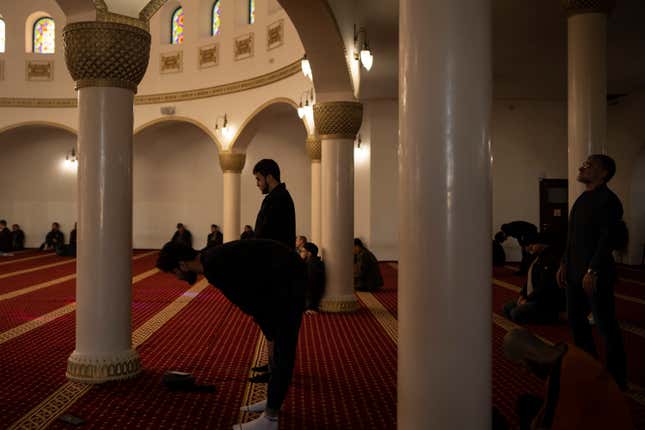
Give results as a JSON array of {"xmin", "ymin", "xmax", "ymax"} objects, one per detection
[{"xmin": 254, "ymin": 183, "xmax": 296, "ymax": 249}]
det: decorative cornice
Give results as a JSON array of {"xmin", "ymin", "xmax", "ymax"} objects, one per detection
[
  {"xmin": 319, "ymin": 297, "xmax": 360, "ymax": 313},
  {"xmin": 66, "ymin": 349, "xmax": 141, "ymax": 383},
  {"xmin": 306, "ymin": 135, "xmax": 321, "ymax": 161},
  {"xmin": 562, "ymin": 0, "xmax": 616, "ymax": 16},
  {"xmin": 140, "ymin": 0, "xmax": 169, "ymax": 22},
  {"xmin": 313, "ymin": 101, "xmax": 363, "ymax": 140},
  {"xmin": 63, "ymin": 21, "xmax": 151, "ymax": 93},
  {"xmin": 0, "ymin": 60, "xmax": 301, "ymax": 108},
  {"xmin": 219, "ymin": 152, "xmax": 246, "ymax": 173}
]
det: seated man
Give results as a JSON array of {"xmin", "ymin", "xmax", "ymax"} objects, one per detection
[
  {"xmin": 0, "ymin": 220, "xmax": 12, "ymax": 253},
  {"xmin": 503, "ymin": 234, "xmax": 562, "ymax": 324},
  {"xmin": 171, "ymin": 223, "xmax": 192, "ymax": 248},
  {"xmin": 300, "ymin": 242, "xmax": 325, "ymax": 313},
  {"xmin": 295, "ymin": 235, "xmax": 307, "ymax": 253},
  {"xmin": 57, "ymin": 223, "xmax": 77, "ymax": 257},
  {"xmin": 501, "ymin": 221, "xmax": 538, "ymax": 275},
  {"xmin": 240, "ymin": 225, "xmax": 256, "ymax": 240},
  {"xmin": 39, "ymin": 222, "xmax": 64, "ymax": 251},
  {"xmin": 493, "ymin": 231, "xmax": 507, "ymax": 267},
  {"xmin": 205, "ymin": 224, "xmax": 223, "ymax": 248},
  {"xmin": 353, "ymin": 238, "xmax": 384, "ymax": 292},
  {"xmin": 157, "ymin": 239, "xmax": 306, "ymax": 430},
  {"xmin": 504, "ymin": 328, "xmax": 634, "ymax": 430},
  {"xmin": 11, "ymin": 224, "xmax": 25, "ymax": 251}
]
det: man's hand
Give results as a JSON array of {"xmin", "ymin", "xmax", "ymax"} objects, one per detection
[
  {"xmin": 516, "ymin": 296, "xmax": 527, "ymax": 306},
  {"xmin": 556, "ymin": 264, "xmax": 566, "ymax": 289},
  {"xmin": 583, "ymin": 272, "xmax": 597, "ymax": 298}
]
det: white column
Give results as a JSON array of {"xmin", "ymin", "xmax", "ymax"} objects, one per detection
[
  {"xmin": 399, "ymin": 0, "xmax": 491, "ymax": 428},
  {"xmin": 313, "ymin": 102, "xmax": 363, "ymax": 312},
  {"xmin": 219, "ymin": 152, "xmax": 246, "ymax": 243},
  {"xmin": 63, "ymin": 21, "xmax": 151, "ymax": 383},
  {"xmin": 306, "ymin": 135, "xmax": 322, "ymax": 246},
  {"xmin": 564, "ymin": 1, "xmax": 613, "ymax": 205}
]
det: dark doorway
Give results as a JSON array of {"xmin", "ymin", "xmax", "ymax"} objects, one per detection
[{"xmin": 539, "ymin": 179, "xmax": 568, "ymax": 236}]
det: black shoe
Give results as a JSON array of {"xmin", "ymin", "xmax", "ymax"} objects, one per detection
[
  {"xmin": 248, "ymin": 372, "xmax": 271, "ymax": 383},
  {"xmin": 251, "ymin": 364, "xmax": 269, "ymax": 373}
]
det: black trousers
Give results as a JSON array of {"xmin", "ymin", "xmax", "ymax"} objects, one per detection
[
  {"xmin": 566, "ymin": 275, "xmax": 627, "ymax": 388},
  {"xmin": 256, "ymin": 297, "xmax": 304, "ymax": 411}
]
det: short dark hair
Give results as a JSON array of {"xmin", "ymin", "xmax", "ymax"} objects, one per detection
[
  {"xmin": 354, "ymin": 238, "xmax": 364, "ymax": 248},
  {"xmin": 253, "ymin": 159, "xmax": 281, "ymax": 182},
  {"xmin": 0, "ymin": 220, "xmax": 6, "ymax": 226},
  {"xmin": 176, "ymin": 223, "xmax": 184, "ymax": 229},
  {"xmin": 52, "ymin": 222, "xmax": 60, "ymax": 228},
  {"xmin": 589, "ymin": 154, "xmax": 616, "ymax": 182},
  {"xmin": 494, "ymin": 231, "xmax": 506, "ymax": 242},
  {"xmin": 303, "ymin": 242, "xmax": 318, "ymax": 256},
  {"xmin": 156, "ymin": 241, "xmax": 199, "ymax": 272},
  {"xmin": 211, "ymin": 224, "xmax": 219, "ymax": 229}
]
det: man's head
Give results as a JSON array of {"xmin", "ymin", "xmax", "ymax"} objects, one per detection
[
  {"xmin": 0, "ymin": 220, "xmax": 6, "ymax": 229},
  {"xmin": 253, "ymin": 159, "xmax": 281, "ymax": 194},
  {"xmin": 353, "ymin": 238, "xmax": 364, "ymax": 254},
  {"xmin": 244, "ymin": 225, "xmax": 253, "ymax": 233},
  {"xmin": 494, "ymin": 231, "xmax": 506, "ymax": 243},
  {"xmin": 176, "ymin": 223, "xmax": 185, "ymax": 233},
  {"xmin": 577, "ymin": 154, "xmax": 616, "ymax": 185},
  {"xmin": 301, "ymin": 242, "xmax": 318, "ymax": 261},
  {"xmin": 52, "ymin": 222, "xmax": 60, "ymax": 231},
  {"xmin": 12, "ymin": 224, "xmax": 19, "ymax": 231},
  {"xmin": 503, "ymin": 328, "xmax": 566, "ymax": 380},
  {"xmin": 211, "ymin": 224, "xmax": 219, "ymax": 233},
  {"xmin": 296, "ymin": 235, "xmax": 307, "ymax": 249},
  {"xmin": 156, "ymin": 241, "xmax": 201, "ymax": 285}
]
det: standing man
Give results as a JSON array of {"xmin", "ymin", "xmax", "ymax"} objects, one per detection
[
  {"xmin": 557, "ymin": 154, "xmax": 627, "ymax": 390},
  {"xmin": 251, "ymin": 159, "xmax": 296, "ymax": 384},
  {"xmin": 157, "ymin": 239, "xmax": 306, "ymax": 430}
]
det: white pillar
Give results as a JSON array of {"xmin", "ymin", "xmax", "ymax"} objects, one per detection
[
  {"xmin": 219, "ymin": 152, "xmax": 246, "ymax": 243},
  {"xmin": 313, "ymin": 102, "xmax": 363, "ymax": 312},
  {"xmin": 399, "ymin": 0, "xmax": 491, "ymax": 428},
  {"xmin": 306, "ymin": 135, "xmax": 322, "ymax": 246},
  {"xmin": 63, "ymin": 21, "xmax": 151, "ymax": 383},
  {"xmin": 564, "ymin": 1, "xmax": 613, "ymax": 205}
]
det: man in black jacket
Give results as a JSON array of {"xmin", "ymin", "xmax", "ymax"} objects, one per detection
[
  {"xmin": 557, "ymin": 154, "xmax": 627, "ymax": 390},
  {"xmin": 253, "ymin": 159, "xmax": 296, "ymax": 249},
  {"xmin": 11, "ymin": 224, "xmax": 25, "ymax": 251},
  {"xmin": 205, "ymin": 224, "xmax": 223, "ymax": 248},
  {"xmin": 39, "ymin": 222, "xmax": 64, "ymax": 251},
  {"xmin": 171, "ymin": 223, "xmax": 192, "ymax": 248},
  {"xmin": 157, "ymin": 239, "xmax": 305, "ymax": 430},
  {"xmin": 0, "ymin": 220, "xmax": 12, "ymax": 253},
  {"xmin": 503, "ymin": 234, "xmax": 562, "ymax": 324},
  {"xmin": 501, "ymin": 221, "xmax": 538, "ymax": 275},
  {"xmin": 300, "ymin": 242, "xmax": 325, "ymax": 313}
]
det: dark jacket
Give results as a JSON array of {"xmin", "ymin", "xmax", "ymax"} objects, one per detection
[
  {"xmin": 305, "ymin": 256, "xmax": 326, "ymax": 310},
  {"xmin": 501, "ymin": 221, "xmax": 538, "ymax": 247},
  {"xmin": 354, "ymin": 247, "xmax": 384, "ymax": 291},
  {"xmin": 563, "ymin": 184, "xmax": 623, "ymax": 283},
  {"xmin": 171, "ymin": 229, "xmax": 193, "ymax": 248},
  {"xmin": 0, "ymin": 227, "xmax": 12, "ymax": 252},
  {"xmin": 201, "ymin": 239, "xmax": 306, "ymax": 323},
  {"xmin": 206, "ymin": 231, "xmax": 223, "ymax": 248},
  {"xmin": 493, "ymin": 240, "xmax": 506, "ymax": 266},
  {"xmin": 44, "ymin": 230, "xmax": 64, "ymax": 249},
  {"xmin": 11, "ymin": 229, "xmax": 25, "ymax": 250},
  {"xmin": 521, "ymin": 245, "xmax": 562, "ymax": 313},
  {"xmin": 254, "ymin": 182, "xmax": 296, "ymax": 249}
]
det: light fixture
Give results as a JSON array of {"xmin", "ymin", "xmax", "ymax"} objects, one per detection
[
  {"xmin": 301, "ymin": 54, "xmax": 313, "ymax": 80},
  {"xmin": 297, "ymin": 89, "xmax": 315, "ymax": 120},
  {"xmin": 354, "ymin": 25, "xmax": 374, "ymax": 71},
  {"xmin": 65, "ymin": 148, "xmax": 78, "ymax": 167},
  {"xmin": 215, "ymin": 114, "xmax": 234, "ymax": 141}
]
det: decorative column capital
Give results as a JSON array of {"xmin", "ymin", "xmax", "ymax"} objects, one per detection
[
  {"xmin": 219, "ymin": 152, "xmax": 246, "ymax": 173},
  {"xmin": 306, "ymin": 135, "xmax": 322, "ymax": 161},
  {"xmin": 313, "ymin": 101, "xmax": 363, "ymax": 140},
  {"xmin": 63, "ymin": 21, "xmax": 151, "ymax": 93},
  {"xmin": 562, "ymin": 0, "xmax": 616, "ymax": 16}
]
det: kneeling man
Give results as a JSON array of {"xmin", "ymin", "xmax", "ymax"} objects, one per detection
[{"xmin": 157, "ymin": 239, "xmax": 306, "ymax": 430}]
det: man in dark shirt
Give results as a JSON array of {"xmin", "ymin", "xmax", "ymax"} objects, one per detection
[
  {"xmin": 493, "ymin": 231, "xmax": 507, "ymax": 267},
  {"xmin": 253, "ymin": 159, "xmax": 296, "ymax": 249},
  {"xmin": 157, "ymin": 239, "xmax": 305, "ymax": 430},
  {"xmin": 240, "ymin": 225, "xmax": 255, "ymax": 240},
  {"xmin": 300, "ymin": 242, "xmax": 325, "ymax": 313},
  {"xmin": 39, "ymin": 222, "xmax": 64, "ymax": 251},
  {"xmin": 501, "ymin": 221, "xmax": 538, "ymax": 275},
  {"xmin": 171, "ymin": 223, "xmax": 192, "ymax": 248},
  {"xmin": 353, "ymin": 238, "xmax": 384, "ymax": 291},
  {"xmin": 11, "ymin": 224, "xmax": 25, "ymax": 251},
  {"xmin": 557, "ymin": 154, "xmax": 627, "ymax": 389},
  {"xmin": 205, "ymin": 224, "xmax": 223, "ymax": 249},
  {"xmin": 0, "ymin": 220, "xmax": 12, "ymax": 253}
]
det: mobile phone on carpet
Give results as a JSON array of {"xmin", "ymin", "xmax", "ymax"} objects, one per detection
[{"xmin": 58, "ymin": 413, "xmax": 85, "ymax": 426}]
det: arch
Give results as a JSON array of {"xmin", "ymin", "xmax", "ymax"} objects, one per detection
[
  {"xmin": 211, "ymin": 0, "xmax": 222, "ymax": 36},
  {"xmin": 33, "ymin": 16, "xmax": 55, "ymax": 53},
  {"xmin": 230, "ymin": 97, "xmax": 307, "ymax": 152},
  {"xmin": 0, "ymin": 121, "xmax": 77, "ymax": 137},
  {"xmin": 0, "ymin": 15, "xmax": 6, "ymax": 53},
  {"xmin": 171, "ymin": 6, "xmax": 184, "ymax": 44},
  {"xmin": 248, "ymin": 0, "xmax": 256, "ymax": 25},
  {"xmin": 25, "ymin": 11, "xmax": 53, "ymax": 53},
  {"xmin": 134, "ymin": 116, "xmax": 221, "ymax": 149}
]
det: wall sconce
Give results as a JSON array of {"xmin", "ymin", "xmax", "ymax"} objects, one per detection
[
  {"xmin": 65, "ymin": 148, "xmax": 78, "ymax": 167},
  {"xmin": 354, "ymin": 134, "xmax": 368, "ymax": 164},
  {"xmin": 301, "ymin": 54, "xmax": 313, "ymax": 81},
  {"xmin": 354, "ymin": 25, "xmax": 373, "ymax": 71},
  {"xmin": 297, "ymin": 89, "xmax": 315, "ymax": 119},
  {"xmin": 215, "ymin": 114, "xmax": 233, "ymax": 141}
]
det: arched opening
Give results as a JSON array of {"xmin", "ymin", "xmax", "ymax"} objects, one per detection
[
  {"xmin": 25, "ymin": 11, "xmax": 54, "ymax": 53},
  {"xmin": 133, "ymin": 119, "xmax": 221, "ymax": 249},
  {"xmin": 0, "ymin": 124, "xmax": 77, "ymax": 247}
]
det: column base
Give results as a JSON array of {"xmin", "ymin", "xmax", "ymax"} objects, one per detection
[
  {"xmin": 320, "ymin": 294, "xmax": 360, "ymax": 313},
  {"xmin": 66, "ymin": 349, "xmax": 141, "ymax": 384}
]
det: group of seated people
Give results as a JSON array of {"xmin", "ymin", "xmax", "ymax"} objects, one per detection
[
  {"xmin": 170, "ymin": 223, "xmax": 257, "ymax": 251},
  {"xmin": 0, "ymin": 220, "xmax": 76, "ymax": 257},
  {"xmin": 0, "ymin": 220, "xmax": 25, "ymax": 254}
]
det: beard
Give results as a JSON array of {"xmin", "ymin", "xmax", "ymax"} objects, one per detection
[{"xmin": 179, "ymin": 270, "xmax": 198, "ymax": 285}]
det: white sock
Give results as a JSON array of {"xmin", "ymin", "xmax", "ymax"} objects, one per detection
[
  {"xmin": 240, "ymin": 399, "xmax": 267, "ymax": 413},
  {"xmin": 232, "ymin": 412, "xmax": 278, "ymax": 430}
]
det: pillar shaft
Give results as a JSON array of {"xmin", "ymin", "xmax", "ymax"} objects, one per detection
[
  {"xmin": 219, "ymin": 152, "xmax": 246, "ymax": 243},
  {"xmin": 399, "ymin": 0, "xmax": 491, "ymax": 428},
  {"xmin": 63, "ymin": 21, "xmax": 151, "ymax": 383},
  {"xmin": 566, "ymin": 4, "xmax": 611, "ymax": 204},
  {"xmin": 306, "ymin": 135, "xmax": 322, "ymax": 245}
]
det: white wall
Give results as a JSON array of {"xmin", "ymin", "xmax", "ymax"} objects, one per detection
[
  {"xmin": 133, "ymin": 121, "xmax": 222, "ymax": 249},
  {"xmin": 240, "ymin": 108, "xmax": 310, "ymax": 241},
  {"xmin": 629, "ymin": 147, "xmax": 645, "ymax": 265},
  {"xmin": 0, "ymin": 126, "xmax": 77, "ymax": 247}
]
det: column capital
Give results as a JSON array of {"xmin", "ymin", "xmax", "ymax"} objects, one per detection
[
  {"xmin": 219, "ymin": 152, "xmax": 246, "ymax": 173},
  {"xmin": 306, "ymin": 135, "xmax": 322, "ymax": 161},
  {"xmin": 313, "ymin": 101, "xmax": 363, "ymax": 140},
  {"xmin": 562, "ymin": 0, "xmax": 616, "ymax": 16},
  {"xmin": 63, "ymin": 21, "xmax": 151, "ymax": 93}
]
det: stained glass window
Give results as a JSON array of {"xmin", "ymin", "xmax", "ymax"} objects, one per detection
[
  {"xmin": 171, "ymin": 7, "xmax": 184, "ymax": 44},
  {"xmin": 33, "ymin": 17, "xmax": 55, "ymax": 54},
  {"xmin": 211, "ymin": 1, "xmax": 221, "ymax": 36},
  {"xmin": 248, "ymin": 0, "xmax": 255, "ymax": 24},
  {"xmin": 0, "ymin": 18, "xmax": 5, "ymax": 53}
]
